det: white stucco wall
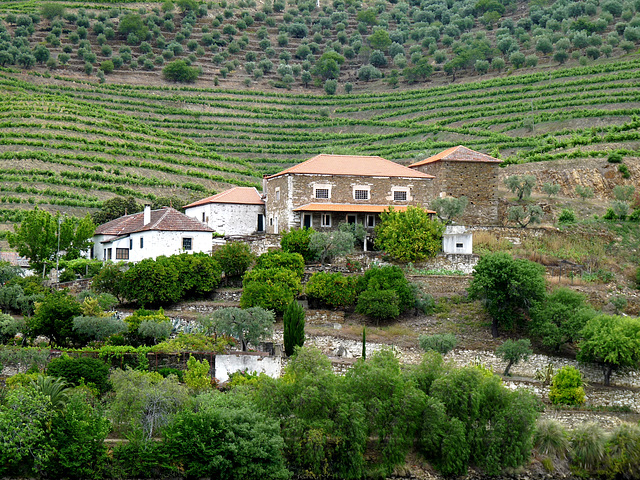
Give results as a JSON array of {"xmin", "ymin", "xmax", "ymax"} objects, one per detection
[
  {"xmin": 215, "ymin": 353, "xmax": 281, "ymax": 383},
  {"xmin": 443, "ymin": 232, "xmax": 473, "ymax": 255},
  {"xmin": 185, "ymin": 203, "xmax": 265, "ymax": 236},
  {"xmin": 93, "ymin": 230, "xmax": 213, "ymax": 262}
]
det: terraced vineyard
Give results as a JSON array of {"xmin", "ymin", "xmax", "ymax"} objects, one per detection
[{"xmin": 0, "ymin": 53, "xmax": 639, "ymax": 217}]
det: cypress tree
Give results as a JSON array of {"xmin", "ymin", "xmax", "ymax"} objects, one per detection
[
  {"xmin": 283, "ymin": 299, "xmax": 305, "ymax": 356},
  {"xmin": 362, "ymin": 326, "xmax": 366, "ymax": 360}
]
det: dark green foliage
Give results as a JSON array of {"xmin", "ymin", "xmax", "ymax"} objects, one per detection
[
  {"xmin": 164, "ymin": 393, "xmax": 290, "ymax": 480},
  {"xmin": 240, "ymin": 268, "xmax": 301, "ymax": 314},
  {"xmin": 162, "ymin": 59, "xmax": 199, "ymax": 82},
  {"xmin": 608, "ymin": 151, "xmax": 623, "ymax": 163},
  {"xmin": 468, "ymin": 252, "xmax": 546, "ymax": 337},
  {"xmin": 419, "ymin": 333, "xmax": 457, "ymax": 354},
  {"xmin": 356, "ymin": 289, "xmax": 400, "ymax": 321},
  {"xmin": 305, "ymin": 271, "xmax": 357, "ymax": 308},
  {"xmin": 72, "ymin": 315, "xmax": 127, "ymax": 342},
  {"xmin": 357, "ymin": 265, "xmax": 414, "ymax": 316},
  {"xmin": 206, "ymin": 306, "xmax": 274, "ymax": 351},
  {"xmin": 529, "ymin": 288, "xmax": 596, "ymax": 351},
  {"xmin": 120, "ymin": 253, "xmax": 221, "ymax": 306},
  {"xmin": 0, "ymin": 313, "xmax": 24, "ymax": 344},
  {"xmin": 255, "ymin": 250, "xmax": 304, "ymax": 277},
  {"xmin": 558, "ymin": 208, "xmax": 576, "ymax": 223},
  {"xmin": 29, "ymin": 290, "xmax": 82, "ymax": 347},
  {"xmin": 549, "ymin": 366, "xmax": 585, "ymax": 406},
  {"xmin": 283, "ymin": 300, "xmax": 305, "ymax": 356},
  {"xmin": 495, "ymin": 339, "xmax": 532, "ymax": 376},
  {"xmin": 280, "ymin": 227, "xmax": 315, "ymax": 261},
  {"xmin": 42, "ymin": 392, "xmax": 110, "ymax": 479},
  {"xmin": 40, "ymin": 3, "xmax": 66, "ymax": 19},
  {"xmin": 91, "ymin": 262, "xmax": 126, "ymax": 302},
  {"xmin": 212, "ymin": 241, "xmax": 255, "ymax": 280},
  {"xmin": 604, "ymin": 423, "xmax": 640, "ymax": 479},
  {"xmin": 254, "ymin": 347, "xmax": 367, "ymax": 479},
  {"xmin": 47, "ymin": 355, "xmax": 110, "ymax": 394},
  {"xmin": 91, "ymin": 196, "xmax": 140, "ymax": 225},
  {"xmin": 123, "ymin": 308, "xmax": 171, "ymax": 346},
  {"xmin": 118, "ymin": 13, "xmax": 148, "ymax": 41}
]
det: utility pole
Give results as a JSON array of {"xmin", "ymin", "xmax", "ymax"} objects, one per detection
[{"xmin": 56, "ymin": 216, "xmax": 61, "ymax": 282}]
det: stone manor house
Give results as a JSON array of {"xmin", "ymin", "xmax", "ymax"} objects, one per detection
[{"xmin": 185, "ymin": 145, "xmax": 501, "ymax": 236}]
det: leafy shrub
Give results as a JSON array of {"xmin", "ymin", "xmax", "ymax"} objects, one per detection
[
  {"xmin": 558, "ymin": 209, "xmax": 576, "ymax": 223},
  {"xmin": 29, "ymin": 291, "xmax": 83, "ymax": 347},
  {"xmin": 549, "ymin": 366, "xmax": 585, "ymax": 405},
  {"xmin": 0, "ymin": 313, "xmax": 25, "ymax": 344},
  {"xmin": 419, "ymin": 333, "xmax": 457, "ymax": 354},
  {"xmin": 305, "ymin": 272, "xmax": 357, "ymax": 308},
  {"xmin": 185, "ymin": 355, "xmax": 210, "ymax": 392},
  {"xmin": 72, "ymin": 315, "xmax": 127, "ymax": 342},
  {"xmin": 608, "ymin": 151, "xmax": 623, "ymax": 163},
  {"xmin": 280, "ymin": 228, "xmax": 315, "ymax": 261},
  {"xmin": 156, "ymin": 367, "xmax": 184, "ymax": 382},
  {"xmin": 47, "ymin": 355, "xmax": 110, "ymax": 394},
  {"xmin": 124, "ymin": 308, "xmax": 171, "ymax": 346},
  {"xmin": 138, "ymin": 320, "xmax": 172, "ymax": 344},
  {"xmin": 356, "ymin": 289, "xmax": 400, "ymax": 320},
  {"xmin": 212, "ymin": 241, "xmax": 255, "ymax": 280},
  {"xmin": 241, "ymin": 268, "xmax": 301, "ymax": 314},
  {"xmin": 255, "ymin": 250, "xmax": 304, "ymax": 278},
  {"xmin": 604, "ymin": 423, "xmax": 640, "ymax": 478},
  {"xmin": 162, "ymin": 59, "xmax": 199, "ymax": 82},
  {"xmin": 357, "ymin": 265, "xmax": 415, "ymax": 314}
]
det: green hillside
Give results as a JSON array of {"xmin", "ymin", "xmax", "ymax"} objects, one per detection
[{"xmin": 0, "ymin": 0, "xmax": 639, "ymax": 219}]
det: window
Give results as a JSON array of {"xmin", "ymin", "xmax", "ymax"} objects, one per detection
[
  {"xmin": 275, "ymin": 187, "xmax": 280, "ymax": 201},
  {"xmin": 321, "ymin": 214, "xmax": 331, "ymax": 227},
  {"xmin": 106, "ymin": 248, "xmax": 112, "ymax": 260},
  {"xmin": 182, "ymin": 238, "xmax": 192, "ymax": 250},
  {"xmin": 456, "ymin": 243, "xmax": 464, "ymax": 248},
  {"xmin": 354, "ymin": 189, "xmax": 369, "ymax": 200},
  {"xmin": 202, "ymin": 212, "xmax": 205, "ymax": 222},
  {"xmin": 116, "ymin": 248, "xmax": 129, "ymax": 260},
  {"xmin": 315, "ymin": 188, "xmax": 329, "ymax": 199},
  {"xmin": 366, "ymin": 215, "xmax": 375, "ymax": 228},
  {"xmin": 393, "ymin": 190, "xmax": 408, "ymax": 201},
  {"xmin": 129, "ymin": 239, "xmax": 133, "ymax": 250},
  {"xmin": 140, "ymin": 238, "xmax": 144, "ymax": 248},
  {"xmin": 346, "ymin": 214, "xmax": 357, "ymax": 224}
]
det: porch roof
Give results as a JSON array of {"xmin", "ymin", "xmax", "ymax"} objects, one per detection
[{"xmin": 293, "ymin": 203, "xmax": 436, "ymax": 214}]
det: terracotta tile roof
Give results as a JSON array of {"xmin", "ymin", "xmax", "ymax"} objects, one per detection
[
  {"xmin": 293, "ymin": 203, "xmax": 436, "ymax": 214},
  {"xmin": 265, "ymin": 154, "xmax": 434, "ymax": 179},
  {"xmin": 184, "ymin": 187, "xmax": 264, "ymax": 208},
  {"xmin": 94, "ymin": 207, "xmax": 213, "ymax": 236},
  {"xmin": 408, "ymin": 146, "xmax": 502, "ymax": 167}
]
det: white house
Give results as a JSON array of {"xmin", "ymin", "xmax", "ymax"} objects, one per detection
[
  {"xmin": 92, "ymin": 206, "xmax": 214, "ymax": 262},
  {"xmin": 442, "ymin": 225, "xmax": 473, "ymax": 255},
  {"xmin": 184, "ymin": 187, "xmax": 265, "ymax": 236}
]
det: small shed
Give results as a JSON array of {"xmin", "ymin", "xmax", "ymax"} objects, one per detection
[{"xmin": 443, "ymin": 226, "xmax": 473, "ymax": 255}]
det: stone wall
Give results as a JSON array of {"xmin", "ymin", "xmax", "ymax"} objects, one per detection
[
  {"xmin": 408, "ymin": 274, "xmax": 472, "ymax": 296},
  {"xmin": 413, "ymin": 160, "xmax": 500, "ymax": 225}
]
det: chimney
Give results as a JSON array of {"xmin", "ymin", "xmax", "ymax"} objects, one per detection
[{"xmin": 143, "ymin": 204, "xmax": 151, "ymax": 225}]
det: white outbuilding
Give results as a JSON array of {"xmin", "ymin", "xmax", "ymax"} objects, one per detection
[
  {"xmin": 184, "ymin": 187, "xmax": 265, "ymax": 236},
  {"xmin": 442, "ymin": 225, "xmax": 473, "ymax": 255},
  {"xmin": 92, "ymin": 205, "xmax": 214, "ymax": 262}
]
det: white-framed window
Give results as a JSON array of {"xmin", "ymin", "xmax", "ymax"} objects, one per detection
[
  {"xmin": 275, "ymin": 187, "xmax": 281, "ymax": 201},
  {"xmin": 321, "ymin": 214, "xmax": 331, "ymax": 227},
  {"xmin": 353, "ymin": 186, "xmax": 370, "ymax": 200},
  {"xmin": 366, "ymin": 215, "xmax": 376, "ymax": 228},
  {"xmin": 106, "ymin": 248, "xmax": 112, "ymax": 260},
  {"xmin": 315, "ymin": 188, "xmax": 329, "ymax": 199},
  {"xmin": 392, "ymin": 187, "xmax": 409, "ymax": 201},
  {"xmin": 182, "ymin": 238, "xmax": 193, "ymax": 250}
]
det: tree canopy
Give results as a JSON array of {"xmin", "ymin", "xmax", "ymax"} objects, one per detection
[{"xmin": 468, "ymin": 252, "xmax": 546, "ymax": 337}]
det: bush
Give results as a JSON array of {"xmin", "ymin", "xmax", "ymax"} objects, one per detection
[
  {"xmin": 571, "ymin": 422, "xmax": 606, "ymax": 471},
  {"xmin": 357, "ymin": 265, "xmax": 414, "ymax": 317},
  {"xmin": 212, "ymin": 242, "xmax": 255, "ymax": 280},
  {"xmin": 241, "ymin": 268, "xmax": 301, "ymax": 314},
  {"xmin": 549, "ymin": 366, "xmax": 585, "ymax": 406},
  {"xmin": 162, "ymin": 59, "xmax": 199, "ymax": 82},
  {"xmin": 72, "ymin": 315, "xmax": 127, "ymax": 342},
  {"xmin": 419, "ymin": 333, "xmax": 457, "ymax": 354},
  {"xmin": 356, "ymin": 289, "xmax": 400, "ymax": 320},
  {"xmin": 324, "ymin": 78, "xmax": 337, "ymax": 95},
  {"xmin": 558, "ymin": 208, "xmax": 576, "ymax": 224},
  {"xmin": 305, "ymin": 272, "xmax": 358, "ymax": 308},
  {"xmin": 254, "ymin": 250, "xmax": 304, "ymax": 277},
  {"xmin": 100, "ymin": 59, "xmax": 114, "ymax": 73},
  {"xmin": 534, "ymin": 419, "xmax": 570, "ymax": 458},
  {"xmin": 29, "ymin": 291, "xmax": 83, "ymax": 347},
  {"xmin": 47, "ymin": 355, "xmax": 110, "ymax": 394},
  {"xmin": 608, "ymin": 151, "xmax": 623, "ymax": 163},
  {"xmin": 280, "ymin": 228, "xmax": 315, "ymax": 261},
  {"xmin": 124, "ymin": 308, "xmax": 171, "ymax": 346},
  {"xmin": 0, "ymin": 313, "xmax": 25, "ymax": 344},
  {"xmin": 375, "ymin": 207, "xmax": 445, "ymax": 262}
]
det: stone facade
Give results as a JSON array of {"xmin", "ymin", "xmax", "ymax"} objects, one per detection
[
  {"xmin": 412, "ymin": 159, "xmax": 500, "ymax": 225},
  {"xmin": 264, "ymin": 173, "xmax": 433, "ymax": 233}
]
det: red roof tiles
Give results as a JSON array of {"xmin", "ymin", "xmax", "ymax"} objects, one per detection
[
  {"xmin": 94, "ymin": 207, "xmax": 213, "ymax": 236},
  {"xmin": 184, "ymin": 187, "xmax": 264, "ymax": 208},
  {"xmin": 265, "ymin": 154, "xmax": 434, "ymax": 179},
  {"xmin": 408, "ymin": 146, "xmax": 501, "ymax": 168}
]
